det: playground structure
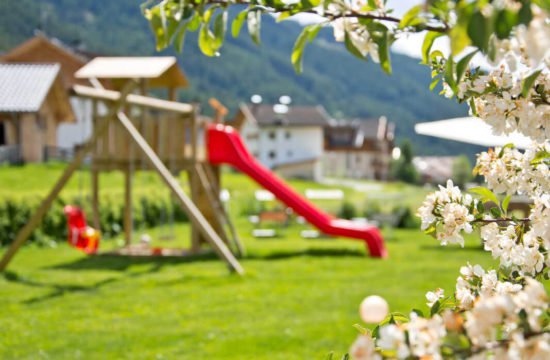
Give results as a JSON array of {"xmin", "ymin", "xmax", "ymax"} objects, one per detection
[{"xmin": 0, "ymin": 57, "xmax": 387, "ymax": 275}]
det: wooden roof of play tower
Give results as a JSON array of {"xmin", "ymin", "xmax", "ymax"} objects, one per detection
[{"xmin": 76, "ymin": 57, "xmax": 189, "ymax": 89}]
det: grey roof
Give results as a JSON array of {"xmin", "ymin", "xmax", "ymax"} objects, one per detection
[
  {"xmin": 325, "ymin": 118, "xmax": 384, "ymax": 148},
  {"xmin": 0, "ymin": 63, "xmax": 61, "ymax": 112},
  {"xmin": 244, "ymin": 104, "xmax": 330, "ymax": 127}
]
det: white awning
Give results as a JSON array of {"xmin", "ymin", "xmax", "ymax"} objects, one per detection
[{"xmin": 415, "ymin": 117, "xmax": 532, "ymax": 149}]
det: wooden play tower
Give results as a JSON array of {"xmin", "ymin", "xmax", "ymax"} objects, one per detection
[{"xmin": 0, "ymin": 57, "xmax": 244, "ymax": 274}]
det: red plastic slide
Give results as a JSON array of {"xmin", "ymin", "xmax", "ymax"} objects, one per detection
[{"xmin": 206, "ymin": 124, "xmax": 387, "ymax": 258}]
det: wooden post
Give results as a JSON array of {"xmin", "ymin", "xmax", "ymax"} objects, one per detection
[
  {"xmin": 0, "ymin": 82, "xmax": 137, "ymax": 271},
  {"xmin": 115, "ymin": 110, "xmax": 244, "ymax": 274},
  {"xmin": 168, "ymin": 87, "xmax": 176, "ymax": 101},
  {"xmin": 124, "ymin": 168, "xmax": 133, "ymax": 245},
  {"xmin": 189, "ymin": 111, "xmax": 202, "ymax": 252},
  {"xmin": 91, "ymin": 169, "xmax": 100, "ymax": 230},
  {"xmin": 91, "ymin": 99, "xmax": 100, "ymax": 230}
]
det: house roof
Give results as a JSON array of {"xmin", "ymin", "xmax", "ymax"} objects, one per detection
[
  {"xmin": 0, "ymin": 34, "xmax": 95, "ymax": 89},
  {"xmin": 237, "ymin": 103, "xmax": 331, "ymax": 127},
  {"xmin": 325, "ymin": 117, "xmax": 394, "ymax": 150},
  {"xmin": 75, "ymin": 56, "xmax": 188, "ymax": 88},
  {"xmin": 0, "ymin": 63, "xmax": 61, "ymax": 112}
]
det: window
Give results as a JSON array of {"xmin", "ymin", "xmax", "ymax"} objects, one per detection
[
  {"xmin": 268, "ymin": 131, "xmax": 276, "ymax": 140},
  {"xmin": 0, "ymin": 122, "xmax": 5, "ymax": 146},
  {"xmin": 268, "ymin": 151, "xmax": 276, "ymax": 159}
]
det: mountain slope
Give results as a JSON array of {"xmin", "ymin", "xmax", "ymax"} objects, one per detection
[{"xmin": 0, "ymin": 0, "xmax": 480, "ymax": 155}]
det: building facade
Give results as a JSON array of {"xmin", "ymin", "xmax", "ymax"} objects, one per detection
[
  {"xmin": 323, "ymin": 117, "xmax": 395, "ymax": 180},
  {"xmin": 233, "ymin": 103, "xmax": 331, "ymax": 181}
]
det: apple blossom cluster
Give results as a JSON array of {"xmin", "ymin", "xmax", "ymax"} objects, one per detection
[
  {"xmin": 464, "ymin": 277, "xmax": 549, "ymax": 357},
  {"xmin": 417, "ymin": 180, "xmax": 477, "ymax": 247},
  {"xmin": 481, "ymin": 222, "xmax": 548, "ymax": 278},
  {"xmin": 491, "ymin": 4, "xmax": 550, "ymax": 69},
  {"xmin": 328, "ymin": 0, "xmax": 384, "ymax": 64},
  {"xmin": 454, "ymin": 263, "xmax": 522, "ymax": 310},
  {"xmin": 474, "ymin": 143, "xmax": 550, "ymax": 196},
  {"xmin": 331, "ymin": 17, "xmax": 380, "ymax": 62},
  {"xmin": 442, "ymin": 66, "xmax": 549, "ymax": 142},
  {"xmin": 350, "ymin": 278, "xmax": 549, "ymax": 359}
]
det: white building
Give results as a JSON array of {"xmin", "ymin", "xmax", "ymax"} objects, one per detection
[{"xmin": 232, "ymin": 103, "xmax": 331, "ymax": 181}]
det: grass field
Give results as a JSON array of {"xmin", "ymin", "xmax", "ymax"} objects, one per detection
[{"xmin": 0, "ymin": 164, "xmax": 492, "ymax": 359}]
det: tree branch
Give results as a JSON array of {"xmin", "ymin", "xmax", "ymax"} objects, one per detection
[{"xmin": 202, "ymin": 0, "xmax": 450, "ymax": 33}]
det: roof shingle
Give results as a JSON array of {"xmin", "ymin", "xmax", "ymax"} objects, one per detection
[
  {"xmin": 243, "ymin": 104, "xmax": 330, "ymax": 127},
  {"xmin": 0, "ymin": 63, "xmax": 60, "ymax": 112}
]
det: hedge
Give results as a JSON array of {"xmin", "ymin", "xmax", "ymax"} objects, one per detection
[{"xmin": 0, "ymin": 194, "xmax": 188, "ymax": 247}]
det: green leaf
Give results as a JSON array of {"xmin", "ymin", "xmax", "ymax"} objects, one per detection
[
  {"xmin": 399, "ymin": 5, "xmax": 423, "ymax": 29},
  {"xmin": 469, "ymin": 98, "xmax": 478, "ymax": 116},
  {"xmin": 232, "ymin": 10, "xmax": 247, "ymax": 38},
  {"xmin": 344, "ymin": 32, "xmax": 366, "ymax": 60},
  {"xmin": 372, "ymin": 325, "xmax": 380, "ymax": 338},
  {"xmin": 291, "ymin": 26, "xmax": 309, "ymax": 73},
  {"xmin": 518, "ymin": 1, "xmax": 534, "ymax": 24},
  {"xmin": 376, "ymin": 28, "xmax": 392, "ymax": 74},
  {"xmin": 530, "ymin": 150, "xmax": 550, "ymax": 165},
  {"xmin": 467, "ymin": 10, "xmax": 492, "ymax": 52},
  {"xmin": 456, "ymin": 50, "xmax": 477, "ymax": 83},
  {"xmin": 198, "ymin": 24, "xmax": 217, "ymax": 56},
  {"xmin": 521, "ymin": 69, "xmax": 542, "ymax": 97},
  {"xmin": 444, "ymin": 56, "xmax": 457, "ymax": 94},
  {"xmin": 502, "ymin": 194, "xmax": 511, "ymax": 213},
  {"xmin": 307, "ymin": 24, "xmax": 322, "ymax": 42},
  {"xmin": 247, "ymin": 10, "xmax": 261, "ymax": 45},
  {"xmin": 430, "ymin": 77, "xmax": 440, "ymax": 91},
  {"xmin": 424, "ymin": 223, "xmax": 437, "ymax": 239},
  {"xmin": 174, "ymin": 22, "xmax": 188, "ymax": 53},
  {"xmin": 291, "ymin": 24, "xmax": 322, "ymax": 73},
  {"xmin": 412, "ymin": 309, "xmax": 424, "ymax": 317},
  {"xmin": 495, "ymin": 9, "xmax": 518, "ymax": 39},
  {"xmin": 187, "ymin": 13, "xmax": 200, "ymax": 31},
  {"xmin": 352, "ymin": 324, "xmax": 370, "ymax": 335},
  {"xmin": 469, "ymin": 187, "xmax": 499, "ymax": 205},
  {"xmin": 422, "ymin": 31, "xmax": 443, "ymax": 64},
  {"xmin": 450, "ymin": 23, "xmax": 470, "ymax": 55},
  {"xmin": 490, "ymin": 206, "xmax": 502, "ymax": 218},
  {"xmin": 497, "ymin": 143, "xmax": 515, "ymax": 157},
  {"xmin": 213, "ymin": 11, "xmax": 227, "ymax": 47},
  {"xmin": 430, "ymin": 300, "xmax": 441, "ymax": 316},
  {"xmin": 390, "ymin": 312, "xmax": 409, "ymax": 323}
]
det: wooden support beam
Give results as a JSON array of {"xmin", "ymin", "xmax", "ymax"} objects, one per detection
[
  {"xmin": 195, "ymin": 164, "xmax": 245, "ymax": 257},
  {"xmin": 73, "ymin": 85, "xmax": 193, "ymax": 114},
  {"xmin": 202, "ymin": 164, "xmax": 245, "ymax": 257},
  {"xmin": 115, "ymin": 111, "xmax": 244, "ymax": 275},
  {"xmin": 0, "ymin": 81, "xmax": 137, "ymax": 272}
]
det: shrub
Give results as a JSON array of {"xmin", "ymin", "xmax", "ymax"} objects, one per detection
[
  {"xmin": 338, "ymin": 201, "xmax": 357, "ymax": 220},
  {"xmin": 0, "ymin": 194, "xmax": 189, "ymax": 247}
]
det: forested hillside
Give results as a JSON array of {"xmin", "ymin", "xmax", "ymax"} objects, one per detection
[{"xmin": 0, "ymin": 0, "xmax": 481, "ymax": 155}]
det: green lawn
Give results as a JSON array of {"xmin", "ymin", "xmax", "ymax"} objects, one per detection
[{"xmin": 0, "ymin": 164, "xmax": 490, "ymax": 359}]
